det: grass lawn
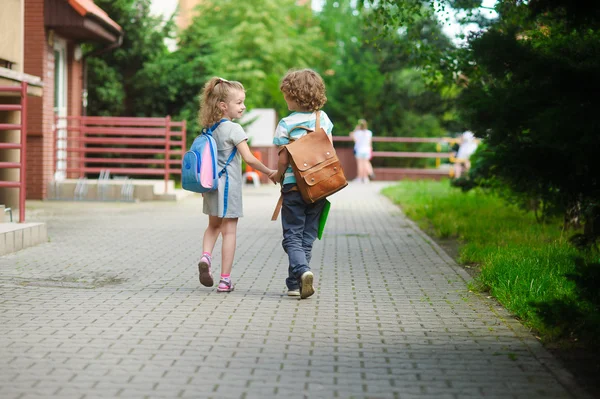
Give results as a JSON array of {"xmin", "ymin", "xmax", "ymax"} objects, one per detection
[{"xmin": 382, "ymin": 180, "xmax": 600, "ymax": 344}]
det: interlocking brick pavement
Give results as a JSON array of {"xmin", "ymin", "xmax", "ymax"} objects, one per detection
[{"xmin": 0, "ymin": 182, "xmax": 590, "ymax": 399}]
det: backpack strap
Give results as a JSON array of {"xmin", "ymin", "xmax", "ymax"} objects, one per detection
[
  {"xmin": 271, "ymin": 194, "xmax": 284, "ymax": 221},
  {"xmin": 202, "ymin": 118, "xmax": 233, "ymax": 217},
  {"xmin": 218, "ymin": 147, "xmax": 238, "ymax": 178},
  {"xmin": 271, "ymin": 186, "xmax": 299, "ymax": 221},
  {"xmin": 286, "ymin": 111, "xmax": 323, "ymax": 140},
  {"xmin": 271, "ymin": 111, "xmax": 322, "ymax": 220},
  {"xmin": 287, "ymin": 126, "xmax": 310, "ymax": 143},
  {"xmin": 205, "ymin": 118, "xmax": 229, "ymax": 135},
  {"xmin": 315, "ymin": 110, "xmax": 321, "ymax": 132},
  {"xmin": 217, "ymin": 147, "xmax": 238, "ymax": 217}
]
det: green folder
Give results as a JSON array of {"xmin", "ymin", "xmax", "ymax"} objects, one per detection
[{"xmin": 317, "ymin": 199, "xmax": 331, "ymax": 240}]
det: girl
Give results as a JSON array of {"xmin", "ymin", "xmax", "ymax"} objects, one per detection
[
  {"xmin": 350, "ymin": 119, "xmax": 374, "ymax": 183},
  {"xmin": 197, "ymin": 77, "xmax": 276, "ymax": 292}
]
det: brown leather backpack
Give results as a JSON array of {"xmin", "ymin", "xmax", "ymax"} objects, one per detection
[{"xmin": 272, "ymin": 111, "xmax": 347, "ymax": 220}]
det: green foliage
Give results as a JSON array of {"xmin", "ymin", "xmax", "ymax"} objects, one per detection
[
  {"xmin": 86, "ymin": 0, "xmax": 462, "ymax": 160},
  {"xmin": 85, "ymin": 58, "xmax": 125, "ymax": 116},
  {"xmin": 317, "ymin": 0, "xmax": 462, "ymax": 168},
  {"xmin": 357, "ymin": 0, "xmax": 470, "ymax": 84},
  {"xmin": 86, "ymin": 0, "xmax": 174, "ymax": 117},
  {"xmin": 363, "ymin": 0, "xmax": 600, "ymax": 242},
  {"xmin": 383, "ymin": 180, "xmax": 600, "ymax": 344},
  {"xmin": 457, "ymin": 2, "xmax": 600, "ymax": 243},
  {"xmin": 134, "ymin": 0, "xmax": 328, "ymax": 139},
  {"xmin": 181, "ymin": 0, "xmax": 323, "ymax": 120}
]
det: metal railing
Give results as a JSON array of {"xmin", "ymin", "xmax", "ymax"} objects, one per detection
[
  {"xmin": 53, "ymin": 116, "xmax": 186, "ymax": 192},
  {"xmin": 333, "ymin": 136, "xmax": 459, "ymax": 178},
  {"xmin": 0, "ymin": 82, "xmax": 28, "ymax": 222}
]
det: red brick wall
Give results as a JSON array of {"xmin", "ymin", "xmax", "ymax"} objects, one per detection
[
  {"xmin": 24, "ymin": 0, "xmax": 87, "ymax": 199},
  {"xmin": 67, "ymin": 42, "xmax": 82, "ymax": 118},
  {"xmin": 25, "ymin": 136, "xmax": 46, "ymax": 198},
  {"xmin": 67, "ymin": 42, "xmax": 83, "ymax": 179},
  {"xmin": 24, "ymin": 0, "xmax": 47, "ymax": 136},
  {"xmin": 24, "ymin": 0, "xmax": 54, "ymax": 199}
]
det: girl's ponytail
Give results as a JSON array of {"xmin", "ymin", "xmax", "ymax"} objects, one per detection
[{"xmin": 199, "ymin": 77, "xmax": 245, "ymax": 128}]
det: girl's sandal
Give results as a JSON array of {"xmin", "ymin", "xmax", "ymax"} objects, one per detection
[
  {"xmin": 198, "ymin": 255, "xmax": 214, "ymax": 287},
  {"xmin": 216, "ymin": 279, "xmax": 234, "ymax": 293}
]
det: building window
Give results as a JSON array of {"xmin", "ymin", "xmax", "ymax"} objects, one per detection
[{"xmin": 0, "ymin": 59, "xmax": 15, "ymax": 70}]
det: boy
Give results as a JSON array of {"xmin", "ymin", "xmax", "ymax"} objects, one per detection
[{"xmin": 272, "ymin": 69, "xmax": 334, "ymax": 299}]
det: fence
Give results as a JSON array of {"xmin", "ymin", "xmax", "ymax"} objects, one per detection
[
  {"xmin": 333, "ymin": 136, "xmax": 461, "ymax": 180},
  {"xmin": 0, "ymin": 82, "xmax": 28, "ymax": 222},
  {"xmin": 54, "ymin": 116, "xmax": 186, "ymax": 192}
]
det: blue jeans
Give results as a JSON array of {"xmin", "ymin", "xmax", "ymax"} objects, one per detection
[{"xmin": 281, "ymin": 184, "xmax": 326, "ymax": 290}]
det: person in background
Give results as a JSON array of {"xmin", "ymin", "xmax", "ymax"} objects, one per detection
[
  {"xmin": 454, "ymin": 130, "xmax": 478, "ymax": 178},
  {"xmin": 350, "ymin": 119, "xmax": 373, "ymax": 183}
]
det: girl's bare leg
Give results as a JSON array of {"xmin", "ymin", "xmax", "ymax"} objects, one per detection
[
  {"xmin": 199, "ymin": 215, "xmax": 222, "ymax": 287},
  {"xmin": 219, "ymin": 218, "xmax": 239, "ymax": 276},
  {"xmin": 203, "ymin": 215, "xmax": 222, "ymax": 254},
  {"xmin": 359, "ymin": 159, "xmax": 369, "ymax": 179},
  {"xmin": 355, "ymin": 157, "xmax": 362, "ymax": 180}
]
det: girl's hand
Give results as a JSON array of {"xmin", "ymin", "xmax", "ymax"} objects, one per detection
[{"xmin": 268, "ymin": 170, "xmax": 280, "ymax": 184}]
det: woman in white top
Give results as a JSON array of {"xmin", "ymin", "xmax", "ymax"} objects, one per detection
[
  {"xmin": 454, "ymin": 130, "xmax": 478, "ymax": 178},
  {"xmin": 350, "ymin": 119, "xmax": 374, "ymax": 183}
]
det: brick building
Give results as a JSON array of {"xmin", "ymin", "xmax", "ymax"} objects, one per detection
[
  {"xmin": 25, "ymin": 0, "xmax": 122, "ymax": 199},
  {"xmin": 0, "ymin": 0, "xmax": 122, "ymax": 209}
]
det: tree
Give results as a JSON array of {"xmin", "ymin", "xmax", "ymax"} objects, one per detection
[
  {"xmin": 134, "ymin": 0, "xmax": 329, "ymax": 139},
  {"xmin": 459, "ymin": 1, "xmax": 600, "ymax": 241},
  {"xmin": 317, "ymin": 0, "xmax": 460, "ymax": 167},
  {"xmin": 181, "ymin": 0, "xmax": 325, "ymax": 116},
  {"xmin": 87, "ymin": 0, "xmax": 461, "ymax": 166},
  {"xmin": 362, "ymin": 0, "xmax": 600, "ymax": 242},
  {"xmin": 86, "ymin": 0, "xmax": 174, "ymax": 116}
]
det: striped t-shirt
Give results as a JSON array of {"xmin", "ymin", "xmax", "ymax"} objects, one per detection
[{"xmin": 272, "ymin": 111, "xmax": 334, "ymax": 185}]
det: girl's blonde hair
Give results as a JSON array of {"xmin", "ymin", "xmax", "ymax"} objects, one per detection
[
  {"xmin": 199, "ymin": 77, "xmax": 245, "ymax": 128},
  {"xmin": 280, "ymin": 69, "xmax": 327, "ymax": 112},
  {"xmin": 357, "ymin": 119, "xmax": 368, "ymax": 130}
]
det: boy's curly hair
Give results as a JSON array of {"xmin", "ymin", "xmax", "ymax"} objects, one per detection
[
  {"xmin": 280, "ymin": 69, "xmax": 327, "ymax": 112},
  {"xmin": 199, "ymin": 77, "xmax": 245, "ymax": 128}
]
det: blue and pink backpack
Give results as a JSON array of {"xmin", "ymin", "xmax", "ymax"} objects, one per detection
[{"xmin": 182, "ymin": 119, "xmax": 237, "ymax": 197}]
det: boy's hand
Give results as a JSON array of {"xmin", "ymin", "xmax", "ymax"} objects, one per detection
[{"xmin": 268, "ymin": 170, "xmax": 280, "ymax": 184}]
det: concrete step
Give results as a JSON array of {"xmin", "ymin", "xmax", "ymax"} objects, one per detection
[
  {"xmin": 0, "ymin": 222, "xmax": 47, "ymax": 256},
  {"xmin": 47, "ymin": 179, "xmax": 193, "ymax": 202}
]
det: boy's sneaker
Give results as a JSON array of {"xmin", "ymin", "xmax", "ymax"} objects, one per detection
[
  {"xmin": 217, "ymin": 279, "xmax": 234, "ymax": 293},
  {"xmin": 299, "ymin": 271, "xmax": 315, "ymax": 299},
  {"xmin": 287, "ymin": 289, "xmax": 300, "ymax": 297},
  {"xmin": 198, "ymin": 255, "xmax": 214, "ymax": 287}
]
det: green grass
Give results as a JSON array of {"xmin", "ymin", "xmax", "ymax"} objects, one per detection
[{"xmin": 382, "ymin": 180, "xmax": 600, "ymax": 343}]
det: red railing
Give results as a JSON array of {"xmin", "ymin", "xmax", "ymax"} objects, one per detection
[
  {"xmin": 333, "ymin": 136, "xmax": 458, "ymax": 178},
  {"xmin": 54, "ymin": 116, "xmax": 186, "ymax": 191},
  {"xmin": 0, "ymin": 82, "xmax": 28, "ymax": 222}
]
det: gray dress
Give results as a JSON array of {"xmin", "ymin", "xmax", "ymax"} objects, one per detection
[{"xmin": 202, "ymin": 121, "xmax": 248, "ymax": 218}]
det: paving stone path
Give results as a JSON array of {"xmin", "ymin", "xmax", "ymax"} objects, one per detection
[{"xmin": 0, "ymin": 183, "xmax": 589, "ymax": 399}]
